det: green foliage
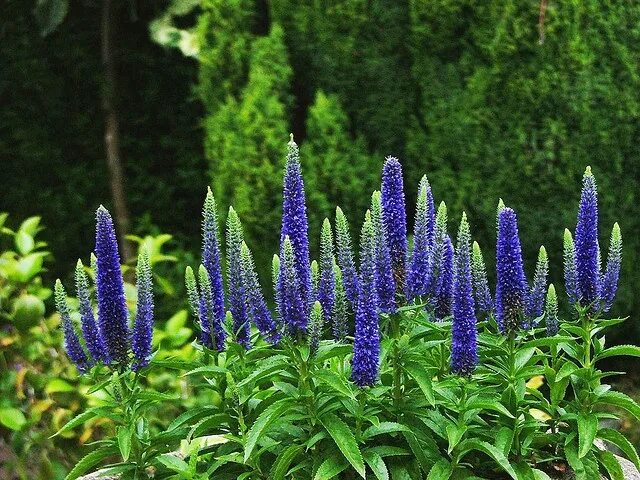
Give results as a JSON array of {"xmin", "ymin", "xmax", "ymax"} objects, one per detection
[
  {"xmin": 302, "ymin": 91, "xmax": 379, "ymax": 244},
  {"xmin": 204, "ymin": 22, "xmax": 292, "ymax": 271}
]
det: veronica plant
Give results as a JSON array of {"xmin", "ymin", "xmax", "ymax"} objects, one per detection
[{"xmin": 55, "ymin": 144, "xmax": 640, "ymax": 480}]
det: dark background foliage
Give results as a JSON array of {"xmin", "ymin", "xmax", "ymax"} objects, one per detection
[{"xmin": 1, "ymin": 0, "xmax": 639, "ymax": 340}]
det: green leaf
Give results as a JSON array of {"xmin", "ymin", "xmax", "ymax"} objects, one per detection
[
  {"xmin": 600, "ymin": 391, "xmax": 640, "ymax": 422},
  {"xmin": 532, "ymin": 469, "xmax": 553, "ymax": 480},
  {"xmin": 0, "ymin": 407, "xmax": 27, "ymax": 431},
  {"xmin": 363, "ymin": 422, "xmax": 411, "ymax": 440},
  {"xmin": 364, "ymin": 451, "xmax": 389, "ymax": 480},
  {"xmin": 494, "ymin": 427, "xmax": 514, "ymax": 456},
  {"xmin": 555, "ymin": 361, "xmax": 578, "ymax": 381},
  {"xmin": 403, "ymin": 362, "xmax": 435, "ymax": 406},
  {"xmin": 446, "ymin": 424, "xmax": 466, "ymax": 454},
  {"xmin": 157, "ymin": 453, "xmax": 189, "ymax": 473},
  {"xmin": 320, "ymin": 413, "xmax": 366, "ymax": 478},
  {"xmin": 577, "ymin": 413, "xmax": 598, "ymax": 458},
  {"xmin": 45, "ymin": 378, "xmax": 74, "ymax": 394},
  {"xmin": 244, "ymin": 399, "xmax": 293, "ymax": 462},
  {"xmin": 595, "ymin": 345, "xmax": 640, "ymax": 361},
  {"xmin": 597, "ymin": 428, "xmax": 640, "ymax": 470},
  {"xmin": 117, "ymin": 426, "xmax": 132, "ymax": 461},
  {"xmin": 183, "ymin": 365, "xmax": 228, "ymax": 376},
  {"xmin": 15, "ymin": 230, "xmax": 34, "ymax": 255},
  {"xmin": 314, "ymin": 455, "xmax": 349, "ymax": 480},
  {"xmin": 466, "ymin": 398, "xmax": 515, "ymax": 418},
  {"xmin": 270, "ymin": 444, "xmax": 302, "ymax": 480},
  {"xmin": 315, "ymin": 343, "xmax": 352, "ymax": 363},
  {"xmin": 456, "ymin": 439, "xmax": 517, "ymax": 479},
  {"xmin": 426, "ymin": 459, "xmax": 452, "ymax": 480},
  {"xmin": 64, "ymin": 446, "xmax": 118, "ymax": 480},
  {"xmin": 314, "ymin": 369, "xmax": 355, "ymax": 399},
  {"xmin": 52, "ymin": 407, "xmax": 113, "ymax": 437},
  {"xmin": 597, "ymin": 450, "xmax": 624, "ymax": 480}
]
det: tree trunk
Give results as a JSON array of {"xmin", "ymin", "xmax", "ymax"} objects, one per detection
[{"xmin": 101, "ymin": 0, "xmax": 133, "ymax": 262}]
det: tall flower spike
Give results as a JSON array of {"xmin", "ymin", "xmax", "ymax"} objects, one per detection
[
  {"xmin": 197, "ymin": 265, "xmax": 216, "ymax": 349},
  {"xmin": 272, "ymin": 254, "xmax": 282, "ymax": 327},
  {"xmin": 471, "ymin": 241, "xmax": 493, "ymax": 319},
  {"xmin": 318, "ymin": 219, "xmax": 336, "ymax": 320},
  {"xmin": 496, "ymin": 198, "xmax": 506, "ymax": 226},
  {"xmin": 55, "ymin": 280, "xmax": 89, "ymax": 372},
  {"xmin": 132, "ymin": 249, "xmax": 154, "ymax": 370},
  {"xmin": 278, "ymin": 236, "xmax": 308, "ymax": 336},
  {"xmin": 280, "ymin": 135, "xmax": 312, "ymax": 310},
  {"xmin": 227, "ymin": 207, "xmax": 250, "ymax": 348},
  {"xmin": 407, "ymin": 176, "xmax": 434, "ymax": 299},
  {"xmin": 332, "ymin": 261, "xmax": 348, "ymax": 341},
  {"xmin": 434, "ymin": 235, "xmax": 454, "ymax": 320},
  {"xmin": 308, "ymin": 301, "xmax": 323, "ymax": 355},
  {"xmin": 451, "ymin": 213, "xmax": 478, "ymax": 376},
  {"xmin": 574, "ymin": 166, "xmax": 600, "ymax": 307},
  {"xmin": 430, "ymin": 201, "xmax": 449, "ymax": 298},
  {"xmin": 95, "ymin": 206, "xmax": 130, "ymax": 364},
  {"xmin": 601, "ymin": 223, "xmax": 622, "ymax": 312},
  {"xmin": 241, "ymin": 242, "xmax": 280, "ymax": 344},
  {"xmin": 75, "ymin": 260, "xmax": 108, "ymax": 364},
  {"xmin": 184, "ymin": 266, "xmax": 200, "ymax": 321},
  {"xmin": 525, "ymin": 246, "xmax": 548, "ymax": 324},
  {"xmin": 381, "ymin": 156, "xmax": 408, "ymax": 288},
  {"xmin": 496, "ymin": 207, "xmax": 528, "ymax": 334},
  {"xmin": 351, "ymin": 213, "xmax": 380, "ymax": 387},
  {"xmin": 545, "ymin": 284, "xmax": 559, "ymax": 336},
  {"xmin": 335, "ymin": 206, "xmax": 359, "ymax": 306},
  {"xmin": 371, "ymin": 191, "xmax": 396, "ymax": 313},
  {"xmin": 311, "ymin": 260, "xmax": 319, "ymax": 300},
  {"xmin": 201, "ymin": 188, "xmax": 226, "ymax": 331},
  {"xmin": 563, "ymin": 229, "xmax": 578, "ymax": 305}
]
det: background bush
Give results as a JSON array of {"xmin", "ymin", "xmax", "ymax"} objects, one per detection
[{"xmin": 1, "ymin": 0, "xmax": 639, "ymax": 342}]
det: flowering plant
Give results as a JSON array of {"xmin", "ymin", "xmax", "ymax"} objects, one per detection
[{"xmin": 56, "ymin": 139, "xmax": 637, "ymax": 480}]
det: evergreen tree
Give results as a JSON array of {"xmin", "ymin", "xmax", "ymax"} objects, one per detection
[
  {"xmin": 301, "ymin": 91, "xmax": 378, "ymax": 243},
  {"xmin": 205, "ymin": 24, "xmax": 292, "ymax": 272}
]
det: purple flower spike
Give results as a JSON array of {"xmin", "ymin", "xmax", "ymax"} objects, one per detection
[
  {"xmin": 351, "ymin": 212, "xmax": 380, "ymax": 387},
  {"xmin": 279, "ymin": 236, "xmax": 308, "ymax": 336},
  {"xmin": 280, "ymin": 135, "xmax": 312, "ymax": 311},
  {"xmin": 198, "ymin": 265, "xmax": 226, "ymax": 351},
  {"xmin": 75, "ymin": 260, "xmax": 108, "ymax": 364},
  {"xmin": 202, "ymin": 188, "xmax": 226, "ymax": 333},
  {"xmin": 95, "ymin": 206, "xmax": 130, "ymax": 365},
  {"xmin": 434, "ymin": 234, "xmax": 454, "ymax": 320},
  {"xmin": 371, "ymin": 191, "xmax": 396, "ymax": 313},
  {"xmin": 335, "ymin": 206, "xmax": 359, "ymax": 306},
  {"xmin": 227, "ymin": 207, "xmax": 250, "ymax": 349},
  {"xmin": 241, "ymin": 242, "xmax": 280, "ymax": 344},
  {"xmin": 496, "ymin": 207, "xmax": 528, "ymax": 334},
  {"xmin": 407, "ymin": 176, "xmax": 435, "ymax": 300},
  {"xmin": 318, "ymin": 219, "xmax": 336, "ymax": 320},
  {"xmin": 55, "ymin": 280, "xmax": 89, "ymax": 372},
  {"xmin": 574, "ymin": 167, "xmax": 600, "ymax": 307},
  {"xmin": 132, "ymin": 249, "xmax": 154, "ymax": 371},
  {"xmin": 451, "ymin": 213, "xmax": 478, "ymax": 376},
  {"xmin": 381, "ymin": 156, "xmax": 408, "ymax": 289},
  {"xmin": 601, "ymin": 223, "xmax": 622, "ymax": 312},
  {"xmin": 525, "ymin": 246, "xmax": 548, "ymax": 324}
]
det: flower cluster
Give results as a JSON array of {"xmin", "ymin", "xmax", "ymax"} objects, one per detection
[
  {"xmin": 58, "ymin": 139, "xmax": 622, "ymax": 390},
  {"xmin": 564, "ymin": 167, "xmax": 622, "ymax": 313},
  {"xmin": 56, "ymin": 206, "xmax": 154, "ymax": 371}
]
